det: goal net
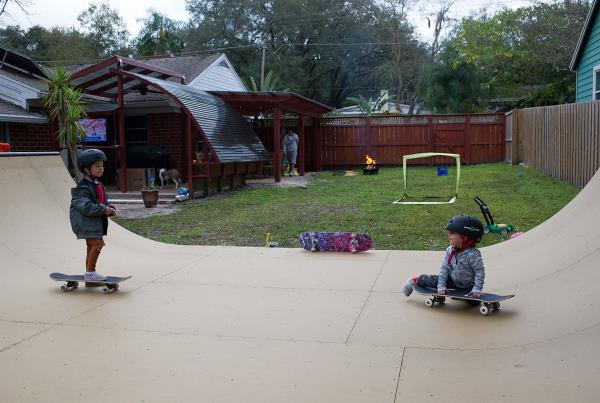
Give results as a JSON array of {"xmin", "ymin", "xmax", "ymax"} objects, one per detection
[{"xmin": 393, "ymin": 152, "xmax": 461, "ymax": 205}]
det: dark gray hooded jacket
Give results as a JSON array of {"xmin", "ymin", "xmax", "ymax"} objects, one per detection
[{"xmin": 69, "ymin": 177, "xmax": 108, "ymax": 239}]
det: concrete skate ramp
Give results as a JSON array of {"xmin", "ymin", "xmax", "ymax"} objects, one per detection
[{"xmin": 0, "ymin": 153, "xmax": 598, "ymax": 402}]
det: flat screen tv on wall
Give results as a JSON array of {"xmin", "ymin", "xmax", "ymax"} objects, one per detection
[{"xmin": 78, "ymin": 118, "xmax": 107, "ymax": 142}]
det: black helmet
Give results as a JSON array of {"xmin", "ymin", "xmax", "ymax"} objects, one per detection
[
  {"xmin": 445, "ymin": 215, "xmax": 484, "ymax": 242},
  {"xmin": 77, "ymin": 149, "xmax": 107, "ymax": 172}
]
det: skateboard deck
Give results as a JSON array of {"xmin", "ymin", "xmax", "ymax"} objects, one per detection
[
  {"xmin": 413, "ymin": 284, "xmax": 514, "ymax": 316},
  {"xmin": 49, "ymin": 272, "xmax": 131, "ymax": 294},
  {"xmin": 298, "ymin": 232, "xmax": 372, "ymax": 253}
]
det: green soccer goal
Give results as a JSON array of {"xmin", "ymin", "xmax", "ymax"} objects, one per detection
[{"xmin": 393, "ymin": 152, "xmax": 461, "ymax": 205}]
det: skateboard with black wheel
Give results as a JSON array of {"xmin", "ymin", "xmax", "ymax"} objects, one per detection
[
  {"xmin": 413, "ymin": 284, "xmax": 514, "ymax": 316},
  {"xmin": 298, "ymin": 232, "xmax": 372, "ymax": 253},
  {"xmin": 49, "ymin": 272, "xmax": 131, "ymax": 294}
]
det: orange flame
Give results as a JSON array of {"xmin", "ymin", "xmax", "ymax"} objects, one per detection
[{"xmin": 365, "ymin": 154, "xmax": 377, "ymax": 167}]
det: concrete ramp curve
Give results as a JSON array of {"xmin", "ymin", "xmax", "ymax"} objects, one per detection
[{"xmin": 0, "ymin": 153, "xmax": 598, "ymax": 402}]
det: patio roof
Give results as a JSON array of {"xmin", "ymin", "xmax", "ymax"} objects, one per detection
[
  {"xmin": 208, "ymin": 91, "xmax": 332, "ymax": 118},
  {"xmin": 121, "ymin": 72, "xmax": 271, "ymax": 164},
  {"xmin": 69, "ymin": 55, "xmax": 185, "ymax": 98}
]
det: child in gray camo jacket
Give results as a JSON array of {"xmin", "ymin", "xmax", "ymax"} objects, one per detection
[{"xmin": 403, "ymin": 215, "xmax": 486, "ymax": 298}]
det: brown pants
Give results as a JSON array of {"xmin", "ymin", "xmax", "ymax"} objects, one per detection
[{"xmin": 85, "ymin": 239, "xmax": 105, "ymax": 272}]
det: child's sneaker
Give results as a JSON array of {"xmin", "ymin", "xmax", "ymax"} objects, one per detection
[
  {"xmin": 403, "ymin": 278, "xmax": 415, "ymax": 297},
  {"xmin": 84, "ymin": 271, "xmax": 107, "ymax": 281}
]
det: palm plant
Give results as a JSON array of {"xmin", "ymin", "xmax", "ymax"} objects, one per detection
[
  {"xmin": 43, "ymin": 66, "xmax": 87, "ymax": 182},
  {"xmin": 246, "ymin": 71, "xmax": 287, "ymax": 92},
  {"xmin": 344, "ymin": 93, "xmax": 389, "ymax": 116}
]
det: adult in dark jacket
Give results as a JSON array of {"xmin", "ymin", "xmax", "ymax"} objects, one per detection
[{"xmin": 70, "ymin": 149, "xmax": 116, "ymax": 281}]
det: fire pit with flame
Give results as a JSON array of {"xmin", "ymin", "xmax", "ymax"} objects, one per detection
[{"xmin": 362, "ymin": 154, "xmax": 379, "ymax": 175}]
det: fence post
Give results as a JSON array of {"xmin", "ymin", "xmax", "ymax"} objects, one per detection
[
  {"xmin": 427, "ymin": 115, "xmax": 434, "ymax": 166},
  {"xmin": 465, "ymin": 114, "xmax": 472, "ymax": 164},
  {"xmin": 366, "ymin": 116, "xmax": 372, "ymax": 154},
  {"xmin": 514, "ymin": 109, "xmax": 521, "ymax": 165}
]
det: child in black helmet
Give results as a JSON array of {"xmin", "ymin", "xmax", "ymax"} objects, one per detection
[
  {"xmin": 403, "ymin": 215, "xmax": 486, "ymax": 298},
  {"xmin": 69, "ymin": 149, "xmax": 116, "ymax": 281}
]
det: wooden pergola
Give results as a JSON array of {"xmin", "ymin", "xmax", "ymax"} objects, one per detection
[
  {"xmin": 68, "ymin": 56, "xmax": 332, "ymax": 190},
  {"xmin": 208, "ymin": 91, "xmax": 332, "ymax": 182},
  {"xmin": 69, "ymin": 56, "xmax": 187, "ymax": 193}
]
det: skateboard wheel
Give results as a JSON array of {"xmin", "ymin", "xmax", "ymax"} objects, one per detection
[
  {"xmin": 102, "ymin": 286, "xmax": 110, "ymax": 294},
  {"xmin": 480, "ymin": 306, "xmax": 489, "ymax": 316},
  {"xmin": 425, "ymin": 298, "xmax": 434, "ymax": 307},
  {"xmin": 492, "ymin": 302, "xmax": 500, "ymax": 310},
  {"xmin": 60, "ymin": 284, "xmax": 68, "ymax": 292}
]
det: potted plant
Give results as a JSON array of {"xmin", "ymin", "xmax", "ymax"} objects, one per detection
[{"xmin": 141, "ymin": 180, "xmax": 159, "ymax": 208}]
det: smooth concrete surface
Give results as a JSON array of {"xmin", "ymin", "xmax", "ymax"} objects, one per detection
[{"xmin": 0, "ymin": 155, "xmax": 599, "ymax": 402}]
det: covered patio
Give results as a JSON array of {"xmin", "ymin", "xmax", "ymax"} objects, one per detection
[
  {"xmin": 67, "ymin": 56, "xmax": 332, "ymax": 195},
  {"xmin": 68, "ymin": 56, "xmax": 272, "ymax": 196},
  {"xmin": 209, "ymin": 91, "xmax": 332, "ymax": 182}
]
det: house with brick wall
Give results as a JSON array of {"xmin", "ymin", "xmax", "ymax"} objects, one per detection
[
  {"xmin": 1, "ymin": 48, "xmax": 330, "ymax": 195},
  {"xmin": 0, "ymin": 47, "xmax": 52, "ymax": 152}
]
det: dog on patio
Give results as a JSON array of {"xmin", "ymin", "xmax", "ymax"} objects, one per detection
[{"xmin": 158, "ymin": 168, "xmax": 181, "ymax": 190}]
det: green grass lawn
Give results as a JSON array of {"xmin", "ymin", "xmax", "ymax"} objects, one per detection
[{"xmin": 115, "ymin": 163, "xmax": 580, "ymax": 250}]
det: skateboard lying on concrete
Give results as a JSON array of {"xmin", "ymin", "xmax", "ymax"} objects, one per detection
[
  {"xmin": 298, "ymin": 232, "xmax": 372, "ymax": 253},
  {"xmin": 413, "ymin": 284, "xmax": 514, "ymax": 316},
  {"xmin": 49, "ymin": 272, "xmax": 131, "ymax": 294}
]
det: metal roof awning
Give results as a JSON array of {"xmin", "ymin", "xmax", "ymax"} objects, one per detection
[
  {"xmin": 118, "ymin": 72, "xmax": 272, "ymax": 164},
  {"xmin": 69, "ymin": 56, "xmax": 186, "ymax": 99},
  {"xmin": 208, "ymin": 91, "xmax": 332, "ymax": 118}
]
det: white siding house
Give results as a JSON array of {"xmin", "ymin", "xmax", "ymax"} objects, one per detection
[{"xmin": 188, "ymin": 55, "xmax": 247, "ymax": 92}]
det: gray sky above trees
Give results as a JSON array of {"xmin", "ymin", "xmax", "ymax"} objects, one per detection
[{"xmin": 2, "ymin": 0, "xmax": 532, "ymax": 42}]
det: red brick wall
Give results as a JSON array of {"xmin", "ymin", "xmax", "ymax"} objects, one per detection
[
  {"xmin": 147, "ymin": 113, "xmax": 184, "ymax": 174},
  {"xmin": 8, "ymin": 122, "xmax": 54, "ymax": 151}
]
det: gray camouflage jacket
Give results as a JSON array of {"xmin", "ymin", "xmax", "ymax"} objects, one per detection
[{"xmin": 437, "ymin": 246, "xmax": 485, "ymax": 292}]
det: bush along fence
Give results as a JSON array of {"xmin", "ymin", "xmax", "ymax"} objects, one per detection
[
  {"xmin": 506, "ymin": 101, "xmax": 600, "ymax": 188},
  {"xmin": 256, "ymin": 113, "xmax": 505, "ymax": 170}
]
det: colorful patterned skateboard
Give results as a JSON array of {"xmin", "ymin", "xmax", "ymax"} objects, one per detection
[
  {"xmin": 413, "ymin": 284, "xmax": 514, "ymax": 316},
  {"xmin": 298, "ymin": 232, "xmax": 372, "ymax": 253},
  {"xmin": 49, "ymin": 272, "xmax": 131, "ymax": 294}
]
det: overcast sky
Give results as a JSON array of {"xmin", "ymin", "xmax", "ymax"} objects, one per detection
[{"xmin": 1, "ymin": 0, "xmax": 533, "ymax": 43}]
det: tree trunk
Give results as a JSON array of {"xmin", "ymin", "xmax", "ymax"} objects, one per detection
[
  {"xmin": 60, "ymin": 113, "xmax": 82, "ymax": 183},
  {"xmin": 68, "ymin": 142, "xmax": 81, "ymax": 183}
]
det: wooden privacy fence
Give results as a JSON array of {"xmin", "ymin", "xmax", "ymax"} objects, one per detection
[
  {"xmin": 257, "ymin": 113, "xmax": 505, "ymax": 168},
  {"xmin": 506, "ymin": 101, "xmax": 600, "ymax": 188},
  {"xmin": 320, "ymin": 114, "xmax": 504, "ymax": 166}
]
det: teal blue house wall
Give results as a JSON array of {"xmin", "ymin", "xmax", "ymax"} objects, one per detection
[{"xmin": 571, "ymin": 0, "xmax": 600, "ymax": 102}]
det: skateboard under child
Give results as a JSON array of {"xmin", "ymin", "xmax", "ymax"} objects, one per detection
[
  {"xmin": 413, "ymin": 284, "xmax": 514, "ymax": 316},
  {"xmin": 49, "ymin": 272, "xmax": 131, "ymax": 294},
  {"xmin": 298, "ymin": 232, "xmax": 372, "ymax": 253}
]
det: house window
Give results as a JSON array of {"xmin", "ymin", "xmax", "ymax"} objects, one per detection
[
  {"xmin": 125, "ymin": 116, "xmax": 148, "ymax": 145},
  {"xmin": 595, "ymin": 65, "xmax": 600, "ymax": 101}
]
